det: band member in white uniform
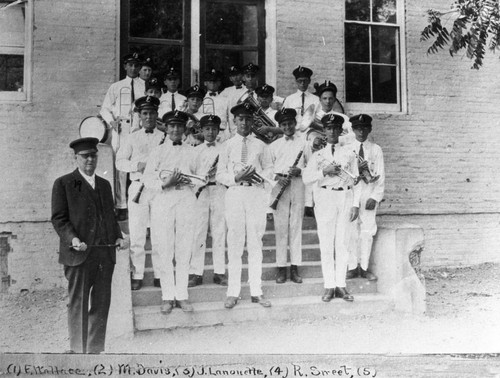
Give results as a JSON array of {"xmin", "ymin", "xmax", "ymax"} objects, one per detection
[
  {"xmin": 203, "ymin": 68, "xmax": 230, "ymax": 142},
  {"xmin": 143, "ymin": 110, "xmax": 197, "ymax": 314},
  {"xmin": 347, "ymin": 114, "xmax": 385, "ymax": 281},
  {"xmin": 282, "ymin": 66, "xmax": 320, "ymax": 129},
  {"xmin": 189, "ymin": 115, "xmax": 228, "ymax": 287},
  {"xmin": 158, "ymin": 67, "xmax": 187, "ymax": 119},
  {"xmin": 269, "ymin": 108, "xmax": 308, "ymax": 284},
  {"xmin": 303, "ymin": 114, "xmax": 361, "ymax": 302},
  {"xmin": 219, "ymin": 65, "xmax": 247, "ymax": 138},
  {"xmin": 100, "ymin": 53, "xmax": 145, "ymax": 220},
  {"xmin": 183, "ymin": 84, "xmax": 207, "ymax": 147},
  {"xmin": 116, "ymin": 96, "xmax": 164, "ymax": 291},
  {"xmin": 216, "ymin": 103, "xmax": 273, "ymax": 309}
]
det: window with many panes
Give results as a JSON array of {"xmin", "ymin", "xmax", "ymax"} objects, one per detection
[
  {"xmin": 0, "ymin": 0, "xmax": 32, "ymax": 101},
  {"xmin": 344, "ymin": 0, "xmax": 405, "ymax": 112}
]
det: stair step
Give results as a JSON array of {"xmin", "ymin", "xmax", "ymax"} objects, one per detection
[
  {"xmin": 133, "ymin": 293, "xmax": 393, "ymax": 331},
  {"xmin": 142, "ymin": 260, "xmax": 325, "ymax": 286},
  {"xmin": 145, "ymin": 243, "xmax": 321, "ymax": 267},
  {"xmin": 132, "ymin": 277, "xmax": 377, "ymax": 306}
]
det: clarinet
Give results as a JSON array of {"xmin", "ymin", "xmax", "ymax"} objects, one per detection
[
  {"xmin": 270, "ymin": 150, "xmax": 304, "ymax": 210},
  {"xmin": 132, "ymin": 131, "xmax": 167, "ymax": 204},
  {"xmin": 195, "ymin": 155, "xmax": 219, "ymax": 199}
]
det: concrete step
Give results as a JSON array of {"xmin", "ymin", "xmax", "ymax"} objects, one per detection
[
  {"xmin": 132, "ymin": 277, "xmax": 377, "ymax": 306},
  {"xmin": 145, "ymin": 242, "xmax": 322, "ymax": 268},
  {"xmin": 142, "ymin": 260, "xmax": 325, "ymax": 286},
  {"xmin": 133, "ymin": 293, "xmax": 393, "ymax": 331}
]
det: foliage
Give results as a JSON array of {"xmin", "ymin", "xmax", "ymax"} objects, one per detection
[{"xmin": 420, "ymin": 0, "xmax": 500, "ymax": 69}]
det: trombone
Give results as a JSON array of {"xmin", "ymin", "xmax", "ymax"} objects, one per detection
[{"xmin": 353, "ymin": 151, "xmax": 380, "ymax": 184}]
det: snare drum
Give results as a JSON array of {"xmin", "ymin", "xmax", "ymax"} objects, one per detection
[{"xmin": 79, "ymin": 116, "xmax": 111, "ymax": 144}]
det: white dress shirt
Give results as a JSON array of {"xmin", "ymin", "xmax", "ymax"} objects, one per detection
[
  {"xmin": 193, "ymin": 140, "xmax": 224, "ymax": 179},
  {"xmin": 115, "ymin": 128, "xmax": 165, "ymax": 182},
  {"xmin": 158, "ymin": 91, "xmax": 187, "ymax": 118},
  {"xmin": 100, "ymin": 76, "xmax": 145, "ymax": 125},
  {"xmin": 282, "ymin": 90, "xmax": 320, "ymax": 116},
  {"xmin": 78, "ymin": 169, "xmax": 96, "ymax": 189},
  {"xmin": 216, "ymin": 134, "xmax": 273, "ymax": 187},
  {"xmin": 351, "ymin": 139, "xmax": 385, "ymax": 203},
  {"xmin": 269, "ymin": 133, "xmax": 307, "ymax": 176}
]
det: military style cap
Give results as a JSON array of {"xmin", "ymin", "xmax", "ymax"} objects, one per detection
[
  {"xmin": 146, "ymin": 77, "xmax": 162, "ymax": 92},
  {"xmin": 164, "ymin": 67, "xmax": 181, "ymax": 80},
  {"xmin": 255, "ymin": 84, "xmax": 275, "ymax": 98},
  {"xmin": 142, "ymin": 57, "xmax": 155, "ymax": 70},
  {"xmin": 230, "ymin": 102, "xmax": 254, "ymax": 117},
  {"xmin": 69, "ymin": 137, "xmax": 99, "ymax": 154},
  {"xmin": 274, "ymin": 107, "xmax": 297, "ymax": 123},
  {"xmin": 321, "ymin": 113, "xmax": 344, "ymax": 128},
  {"xmin": 205, "ymin": 68, "xmax": 223, "ymax": 81},
  {"xmin": 350, "ymin": 114, "xmax": 373, "ymax": 128},
  {"xmin": 185, "ymin": 84, "xmax": 206, "ymax": 99},
  {"xmin": 228, "ymin": 65, "xmax": 242, "ymax": 75},
  {"xmin": 135, "ymin": 96, "xmax": 160, "ymax": 112},
  {"xmin": 242, "ymin": 62, "xmax": 259, "ymax": 74},
  {"xmin": 314, "ymin": 80, "xmax": 338, "ymax": 97},
  {"xmin": 200, "ymin": 114, "xmax": 222, "ymax": 127},
  {"xmin": 123, "ymin": 52, "xmax": 143, "ymax": 64},
  {"xmin": 162, "ymin": 110, "xmax": 190, "ymax": 124},
  {"xmin": 293, "ymin": 66, "xmax": 313, "ymax": 79}
]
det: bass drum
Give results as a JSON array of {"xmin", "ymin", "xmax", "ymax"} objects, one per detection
[{"xmin": 79, "ymin": 116, "xmax": 111, "ymax": 144}]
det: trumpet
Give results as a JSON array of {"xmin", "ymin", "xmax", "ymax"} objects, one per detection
[
  {"xmin": 317, "ymin": 154, "xmax": 358, "ymax": 184},
  {"xmin": 233, "ymin": 162, "xmax": 271, "ymax": 185},
  {"xmin": 353, "ymin": 151, "xmax": 380, "ymax": 184},
  {"xmin": 159, "ymin": 169, "xmax": 207, "ymax": 187}
]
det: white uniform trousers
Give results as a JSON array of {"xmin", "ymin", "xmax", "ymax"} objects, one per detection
[
  {"xmin": 271, "ymin": 177, "xmax": 305, "ymax": 266},
  {"xmin": 189, "ymin": 184, "xmax": 227, "ymax": 276},
  {"xmin": 225, "ymin": 185, "xmax": 267, "ymax": 297},
  {"xmin": 111, "ymin": 120, "xmax": 132, "ymax": 209},
  {"xmin": 150, "ymin": 188, "xmax": 196, "ymax": 301},
  {"xmin": 314, "ymin": 187, "xmax": 353, "ymax": 288},
  {"xmin": 348, "ymin": 184, "xmax": 378, "ymax": 270},
  {"xmin": 127, "ymin": 181, "xmax": 160, "ymax": 280}
]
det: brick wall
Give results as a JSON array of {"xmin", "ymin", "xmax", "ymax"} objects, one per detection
[{"xmin": 0, "ymin": 0, "xmax": 499, "ymax": 290}]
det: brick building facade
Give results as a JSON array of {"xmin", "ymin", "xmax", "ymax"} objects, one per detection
[{"xmin": 1, "ymin": 0, "xmax": 499, "ymax": 291}]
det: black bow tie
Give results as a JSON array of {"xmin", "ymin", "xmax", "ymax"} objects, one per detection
[
  {"xmin": 145, "ymin": 129, "xmax": 154, "ymax": 134},
  {"xmin": 173, "ymin": 141, "xmax": 182, "ymax": 146},
  {"xmin": 206, "ymin": 142, "xmax": 216, "ymax": 147},
  {"xmin": 236, "ymin": 86, "xmax": 242, "ymax": 89},
  {"xmin": 209, "ymin": 92, "xmax": 217, "ymax": 96},
  {"xmin": 285, "ymin": 136, "xmax": 294, "ymax": 141}
]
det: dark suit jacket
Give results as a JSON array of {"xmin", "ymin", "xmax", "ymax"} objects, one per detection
[{"xmin": 51, "ymin": 169, "xmax": 122, "ymax": 266}]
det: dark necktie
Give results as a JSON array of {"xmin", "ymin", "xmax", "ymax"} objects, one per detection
[
  {"xmin": 301, "ymin": 92, "xmax": 305, "ymax": 116},
  {"xmin": 331, "ymin": 144, "xmax": 335, "ymax": 156},
  {"xmin": 359, "ymin": 143, "xmax": 364, "ymax": 159},
  {"xmin": 171, "ymin": 93, "xmax": 176, "ymax": 111},
  {"xmin": 207, "ymin": 142, "xmax": 215, "ymax": 147},
  {"xmin": 130, "ymin": 79, "xmax": 135, "ymax": 102},
  {"xmin": 173, "ymin": 141, "xmax": 182, "ymax": 146},
  {"xmin": 145, "ymin": 129, "xmax": 154, "ymax": 134}
]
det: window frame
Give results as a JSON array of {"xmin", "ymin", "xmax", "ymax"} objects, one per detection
[
  {"xmin": 0, "ymin": 0, "xmax": 33, "ymax": 102},
  {"xmin": 343, "ymin": 0, "xmax": 407, "ymax": 114}
]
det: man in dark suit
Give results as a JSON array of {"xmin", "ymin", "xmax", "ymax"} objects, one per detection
[{"xmin": 51, "ymin": 137, "xmax": 125, "ymax": 354}]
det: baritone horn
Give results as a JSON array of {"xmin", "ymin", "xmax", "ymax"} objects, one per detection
[
  {"xmin": 317, "ymin": 154, "xmax": 358, "ymax": 184},
  {"xmin": 233, "ymin": 162, "xmax": 271, "ymax": 185},
  {"xmin": 159, "ymin": 169, "xmax": 207, "ymax": 187},
  {"xmin": 353, "ymin": 151, "xmax": 380, "ymax": 184}
]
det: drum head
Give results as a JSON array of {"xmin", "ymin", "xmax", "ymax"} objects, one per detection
[{"xmin": 79, "ymin": 116, "xmax": 109, "ymax": 143}]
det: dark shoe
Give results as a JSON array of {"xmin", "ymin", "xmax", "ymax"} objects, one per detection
[
  {"xmin": 321, "ymin": 288, "xmax": 335, "ymax": 302},
  {"xmin": 131, "ymin": 279, "xmax": 142, "ymax": 291},
  {"xmin": 251, "ymin": 295, "xmax": 272, "ymax": 307},
  {"xmin": 346, "ymin": 268, "xmax": 359, "ymax": 280},
  {"xmin": 188, "ymin": 274, "xmax": 203, "ymax": 287},
  {"xmin": 224, "ymin": 296, "xmax": 239, "ymax": 309},
  {"xmin": 153, "ymin": 278, "xmax": 161, "ymax": 288},
  {"xmin": 359, "ymin": 268, "xmax": 377, "ymax": 281},
  {"xmin": 213, "ymin": 273, "xmax": 228, "ymax": 286},
  {"xmin": 290, "ymin": 265, "xmax": 303, "ymax": 284},
  {"xmin": 334, "ymin": 287, "xmax": 354, "ymax": 302},
  {"xmin": 304, "ymin": 206, "xmax": 315, "ymax": 218},
  {"xmin": 116, "ymin": 208, "xmax": 128, "ymax": 221},
  {"xmin": 275, "ymin": 266, "xmax": 287, "ymax": 284},
  {"xmin": 160, "ymin": 300, "xmax": 174, "ymax": 314},
  {"xmin": 177, "ymin": 299, "xmax": 194, "ymax": 312}
]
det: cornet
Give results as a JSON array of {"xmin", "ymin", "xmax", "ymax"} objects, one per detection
[
  {"xmin": 233, "ymin": 162, "xmax": 271, "ymax": 185},
  {"xmin": 159, "ymin": 169, "xmax": 207, "ymax": 187},
  {"xmin": 353, "ymin": 151, "xmax": 379, "ymax": 184},
  {"xmin": 317, "ymin": 154, "xmax": 358, "ymax": 185}
]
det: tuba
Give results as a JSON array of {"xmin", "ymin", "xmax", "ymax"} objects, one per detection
[{"xmin": 237, "ymin": 95, "xmax": 284, "ymax": 144}]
